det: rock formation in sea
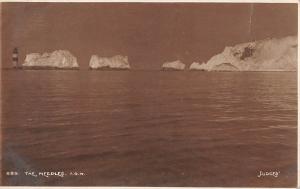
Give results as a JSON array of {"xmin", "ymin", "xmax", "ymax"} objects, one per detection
[
  {"xmin": 189, "ymin": 62, "xmax": 206, "ymax": 71},
  {"xmin": 22, "ymin": 50, "xmax": 79, "ymax": 69},
  {"xmin": 189, "ymin": 35, "xmax": 297, "ymax": 71},
  {"xmin": 89, "ymin": 55, "xmax": 130, "ymax": 70},
  {"xmin": 162, "ymin": 60, "xmax": 186, "ymax": 71}
]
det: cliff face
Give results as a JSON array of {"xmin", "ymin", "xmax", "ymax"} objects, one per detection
[
  {"xmin": 190, "ymin": 36, "xmax": 297, "ymax": 71},
  {"xmin": 162, "ymin": 60, "xmax": 186, "ymax": 71},
  {"xmin": 22, "ymin": 50, "xmax": 79, "ymax": 69},
  {"xmin": 89, "ymin": 55, "xmax": 130, "ymax": 70}
]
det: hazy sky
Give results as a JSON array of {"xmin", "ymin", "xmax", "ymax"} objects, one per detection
[{"xmin": 1, "ymin": 3, "xmax": 298, "ymax": 69}]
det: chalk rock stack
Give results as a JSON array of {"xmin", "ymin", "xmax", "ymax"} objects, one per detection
[
  {"xmin": 22, "ymin": 50, "xmax": 79, "ymax": 69},
  {"xmin": 89, "ymin": 55, "xmax": 130, "ymax": 70},
  {"xmin": 162, "ymin": 60, "xmax": 186, "ymax": 71}
]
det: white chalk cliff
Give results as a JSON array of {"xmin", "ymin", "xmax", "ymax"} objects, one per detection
[
  {"xmin": 22, "ymin": 50, "xmax": 79, "ymax": 69},
  {"xmin": 162, "ymin": 60, "xmax": 186, "ymax": 70},
  {"xmin": 89, "ymin": 55, "xmax": 130, "ymax": 70},
  {"xmin": 190, "ymin": 36, "xmax": 297, "ymax": 71}
]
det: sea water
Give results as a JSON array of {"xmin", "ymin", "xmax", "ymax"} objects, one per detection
[{"xmin": 1, "ymin": 70, "xmax": 297, "ymax": 187}]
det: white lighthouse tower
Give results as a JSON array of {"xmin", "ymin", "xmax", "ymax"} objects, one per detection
[{"xmin": 12, "ymin": 48, "xmax": 19, "ymax": 69}]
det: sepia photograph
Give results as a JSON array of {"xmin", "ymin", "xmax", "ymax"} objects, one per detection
[{"xmin": 0, "ymin": 1, "xmax": 298, "ymax": 187}]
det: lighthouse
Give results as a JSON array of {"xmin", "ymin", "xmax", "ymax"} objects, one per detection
[{"xmin": 12, "ymin": 48, "xmax": 19, "ymax": 69}]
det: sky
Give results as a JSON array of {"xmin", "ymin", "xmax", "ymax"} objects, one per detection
[{"xmin": 1, "ymin": 3, "xmax": 298, "ymax": 69}]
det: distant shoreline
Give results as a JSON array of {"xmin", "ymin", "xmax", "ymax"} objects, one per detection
[
  {"xmin": 89, "ymin": 67, "xmax": 130, "ymax": 71},
  {"xmin": 1, "ymin": 67, "xmax": 297, "ymax": 72},
  {"xmin": 2, "ymin": 67, "xmax": 79, "ymax": 70}
]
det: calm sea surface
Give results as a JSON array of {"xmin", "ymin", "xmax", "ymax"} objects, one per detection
[{"xmin": 1, "ymin": 70, "xmax": 297, "ymax": 187}]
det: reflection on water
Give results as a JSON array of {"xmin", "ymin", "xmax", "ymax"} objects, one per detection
[{"xmin": 1, "ymin": 70, "xmax": 297, "ymax": 187}]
